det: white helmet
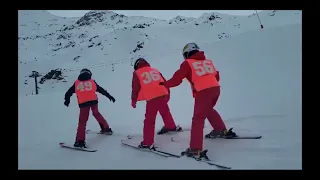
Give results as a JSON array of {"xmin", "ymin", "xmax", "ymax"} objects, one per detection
[{"xmin": 182, "ymin": 43, "xmax": 200, "ymax": 59}]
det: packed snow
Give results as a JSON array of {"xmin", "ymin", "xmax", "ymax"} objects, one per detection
[{"xmin": 18, "ymin": 10, "xmax": 302, "ymax": 169}]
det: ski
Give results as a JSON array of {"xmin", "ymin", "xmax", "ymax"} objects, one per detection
[
  {"xmin": 157, "ymin": 129, "xmax": 186, "ymax": 135},
  {"xmin": 206, "ymin": 135, "xmax": 262, "ymax": 139},
  {"xmin": 220, "ymin": 135, "xmax": 262, "ymax": 139},
  {"xmin": 196, "ymin": 158, "xmax": 232, "ymax": 169},
  {"xmin": 121, "ymin": 140, "xmax": 171, "ymax": 157},
  {"xmin": 181, "ymin": 150, "xmax": 231, "ymax": 169},
  {"xmin": 171, "ymin": 135, "xmax": 261, "ymax": 143},
  {"xmin": 59, "ymin": 142, "xmax": 97, "ymax": 152},
  {"xmin": 156, "ymin": 125, "xmax": 207, "ymax": 135},
  {"xmin": 122, "ymin": 136, "xmax": 230, "ymax": 169},
  {"xmin": 122, "ymin": 136, "xmax": 181, "ymax": 158},
  {"xmin": 152, "ymin": 148, "xmax": 181, "ymax": 158},
  {"xmin": 203, "ymin": 128, "xmax": 261, "ymax": 139},
  {"xmin": 86, "ymin": 129, "xmax": 113, "ymax": 135},
  {"xmin": 157, "ymin": 129, "xmax": 189, "ymax": 135}
]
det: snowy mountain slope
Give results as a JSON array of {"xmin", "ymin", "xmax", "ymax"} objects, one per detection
[
  {"xmin": 18, "ymin": 10, "xmax": 78, "ymax": 37},
  {"xmin": 18, "ymin": 10, "xmax": 301, "ymax": 96},
  {"xmin": 18, "ymin": 10, "xmax": 167, "ymax": 64},
  {"xmin": 18, "ymin": 22, "xmax": 302, "ymax": 169},
  {"xmin": 168, "ymin": 16, "xmax": 196, "ymax": 24}
]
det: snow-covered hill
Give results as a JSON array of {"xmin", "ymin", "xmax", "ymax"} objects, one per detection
[
  {"xmin": 18, "ymin": 10, "xmax": 302, "ymax": 169},
  {"xmin": 18, "ymin": 10, "xmax": 301, "ymax": 96}
]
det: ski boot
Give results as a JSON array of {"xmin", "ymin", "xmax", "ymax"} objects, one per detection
[
  {"xmin": 138, "ymin": 141, "xmax": 156, "ymax": 150},
  {"xmin": 100, "ymin": 127, "xmax": 113, "ymax": 135},
  {"xmin": 205, "ymin": 128, "xmax": 237, "ymax": 139},
  {"xmin": 157, "ymin": 125, "xmax": 182, "ymax": 135},
  {"xmin": 181, "ymin": 148, "xmax": 209, "ymax": 160},
  {"xmin": 74, "ymin": 140, "xmax": 87, "ymax": 148}
]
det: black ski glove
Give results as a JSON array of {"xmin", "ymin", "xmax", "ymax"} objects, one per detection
[
  {"xmin": 64, "ymin": 100, "xmax": 70, "ymax": 107},
  {"xmin": 106, "ymin": 94, "xmax": 116, "ymax": 103}
]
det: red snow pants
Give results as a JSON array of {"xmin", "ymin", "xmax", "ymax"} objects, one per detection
[
  {"xmin": 75, "ymin": 103, "xmax": 109, "ymax": 142},
  {"xmin": 189, "ymin": 87, "xmax": 226, "ymax": 150},
  {"xmin": 143, "ymin": 95, "xmax": 176, "ymax": 146}
]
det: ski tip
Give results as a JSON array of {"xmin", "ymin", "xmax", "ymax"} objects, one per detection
[
  {"xmin": 216, "ymin": 165, "xmax": 232, "ymax": 170},
  {"xmin": 59, "ymin": 142, "xmax": 65, "ymax": 145},
  {"xmin": 253, "ymin": 136, "xmax": 262, "ymax": 139},
  {"xmin": 210, "ymin": 135, "xmax": 262, "ymax": 139},
  {"xmin": 231, "ymin": 136, "xmax": 262, "ymax": 139}
]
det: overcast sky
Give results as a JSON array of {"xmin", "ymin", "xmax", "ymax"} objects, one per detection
[{"xmin": 47, "ymin": 10, "xmax": 260, "ymax": 20}]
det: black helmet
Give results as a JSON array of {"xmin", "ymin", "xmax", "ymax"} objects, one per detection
[
  {"xmin": 80, "ymin": 68, "xmax": 92, "ymax": 79},
  {"xmin": 80, "ymin": 68, "xmax": 92, "ymax": 75},
  {"xmin": 134, "ymin": 58, "xmax": 147, "ymax": 71}
]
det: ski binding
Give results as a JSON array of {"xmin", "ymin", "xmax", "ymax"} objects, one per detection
[{"xmin": 181, "ymin": 149, "xmax": 231, "ymax": 169}]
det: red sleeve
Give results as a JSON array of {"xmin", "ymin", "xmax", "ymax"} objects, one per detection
[
  {"xmin": 160, "ymin": 73, "xmax": 170, "ymax": 94},
  {"xmin": 131, "ymin": 72, "xmax": 141, "ymax": 102},
  {"xmin": 215, "ymin": 70, "xmax": 220, "ymax": 82},
  {"xmin": 164, "ymin": 61, "xmax": 190, "ymax": 88}
]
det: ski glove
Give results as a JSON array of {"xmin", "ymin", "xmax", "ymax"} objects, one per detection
[
  {"xmin": 106, "ymin": 94, "xmax": 116, "ymax": 103},
  {"xmin": 64, "ymin": 100, "xmax": 70, "ymax": 107}
]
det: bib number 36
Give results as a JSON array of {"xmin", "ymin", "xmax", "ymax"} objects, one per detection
[
  {"xmin": 192, "ymin": 60, "xmax": 214, "ymax": 76},
  {"xmin": 141, "ymin": 70, "xmax": 161, "ymax": 84}
]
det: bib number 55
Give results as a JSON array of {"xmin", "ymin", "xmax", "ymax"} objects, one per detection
[{"xmin": 192, "ymin": 60, "xmax": 214, "ymax": 76}]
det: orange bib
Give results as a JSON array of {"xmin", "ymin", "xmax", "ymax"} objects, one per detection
[
  {"xmin": 135, "ymin": 67, "xmax": 168, "ymax": 101},
  {"xmin": 186, "ymin": 59, "xmax": 220, "ymax": 92},
  {"xmin": 75, "ymin": 79, "xmax": 98, "ymax": 104}
]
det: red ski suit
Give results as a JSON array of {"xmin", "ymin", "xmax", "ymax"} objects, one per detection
[
  {"xmin": 65, "ymin": 75, "xmax": 113, "ymax": 142},
  {"xmin": 131, "ymin": 61, "xmax": 177, "ymax": 146},
  {"xmin": 162, "ymin": 51, "xmax": 226, "ymax": 151}
]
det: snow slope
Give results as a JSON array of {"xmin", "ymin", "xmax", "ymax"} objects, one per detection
[
  {"xmin": 18, "ymin": 10, "xmax": 301, "ymax": 95},
  {"xmin": 18, "ymin": 10, "xmax": 302, "ymax": 169}
]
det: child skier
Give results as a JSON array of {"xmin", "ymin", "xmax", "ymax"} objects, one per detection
[
  {"xmin": 159, "ymin": 43, "xmax": 236, "ymax": 157},
  {"xmin": 64, "ymin": 68, "xmax": 115, "ymax": 148},
  {"xmin": 131, "ymin": 58, "xmax": 182, "ymax": 149}
]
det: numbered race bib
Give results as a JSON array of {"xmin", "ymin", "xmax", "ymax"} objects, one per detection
[
  {"xmin": 76, "ymin": 81, "xmax": 93, "ymax": 92},
  {"xmin": 140, "ymin": 70, "xmax": 161, "ymax": 84},
  {"xmin": 135, "ymin": 67, "xmax": 168, "ymax": 101},
  {"xmin": 186, "ymin": 59, "xmax": 219, "ymax": 91},
  {"xmin": 74, "ymin": 79, "xmax": 98, "ymax": 104},
  {"xmin": 191, "ymin": 60, "xmax": 215, "ymax": 77}
]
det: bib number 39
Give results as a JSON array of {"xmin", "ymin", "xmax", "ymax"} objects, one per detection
[
  {"xmin": 77, "ymin": 81, "xmax": 93, "ymax": 91},
  {"xmin": 192, "ymin": 60, "xmax": 214, "ymax": 76},
  {"xmin": 141, "ymin": 70, "xmax": 161, "ymax": 84}
]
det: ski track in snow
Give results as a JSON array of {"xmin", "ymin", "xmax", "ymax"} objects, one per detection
[{"xmin": 18, "ymin": 10, "xmax": 302, "ymax": 169}]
